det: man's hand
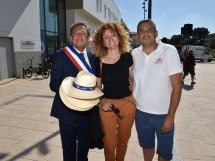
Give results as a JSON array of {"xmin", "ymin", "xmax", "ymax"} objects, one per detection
[{"xmin": 161, "ymin": 115, "xmax": 174, "ymax": 133}]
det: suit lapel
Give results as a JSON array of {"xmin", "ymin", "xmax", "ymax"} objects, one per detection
[{"xmin": 87, "ymin": 52, "xmax": 95, "ymax": 69}]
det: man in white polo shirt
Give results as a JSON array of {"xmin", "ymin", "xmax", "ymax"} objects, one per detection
[{"xmin": 131, "ymin": 20, "xmax": 182, "ymax": 161}]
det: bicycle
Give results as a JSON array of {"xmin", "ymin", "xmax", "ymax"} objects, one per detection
[{"xmin": 24, "ymin": 56, "xmax": 50, "ymax": 78}]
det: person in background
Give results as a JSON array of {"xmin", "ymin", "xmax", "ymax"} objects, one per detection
[
  {"xmin": 93, "ymin": 22, "xmax": 136, "ymax": 161},
  {"xmin": 182, "ymin": 50, "xmax": 196, "ymax": 85},
  {"xmin": 131, "ymin": 19, "xmax": 182, "ymax": 161},
  {"xmin": 50, "ymin": 22, "xmax": 99, "ymax": 161}
]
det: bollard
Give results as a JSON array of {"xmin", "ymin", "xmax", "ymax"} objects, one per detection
[{"xmin": 22, "ymin": 67, "xmax": 25, "ymax": 78}]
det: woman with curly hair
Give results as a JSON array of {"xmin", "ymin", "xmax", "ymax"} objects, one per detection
[{"xmin": 93, "ymin": 22, "xmax": 136, "ymax": 161}]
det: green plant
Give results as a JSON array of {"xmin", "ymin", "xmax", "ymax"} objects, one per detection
[
  {"xmin": 210, "ymin": 49, "xmax": 215, "ymax": 58},
  {"xmin": 207, "ymin": 48, "xmax": 215, "ymax": 58}
]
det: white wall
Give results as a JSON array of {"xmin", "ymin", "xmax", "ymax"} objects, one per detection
[
  {"xmin": 66, "ymin": 0, "xmax": 121, "ymax": 42},
  {"xmin": 83, "ymin": 0, "xmax": 121, "ymax": 23},
  {"xmin": 0, "ymin": 48, "xmax": 8, "ymax": 79},
  {"xmin": 9, "ymin": 0, "xmax": 41, "ymax": 52},
  {"xmin": 66, "ymin": 9, "xmax": 100, "ymax": 42}
]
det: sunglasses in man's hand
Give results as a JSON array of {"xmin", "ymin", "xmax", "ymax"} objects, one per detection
[{"xmin": 110, "ymin": 104, "xmax": 124, "ymax": 119}]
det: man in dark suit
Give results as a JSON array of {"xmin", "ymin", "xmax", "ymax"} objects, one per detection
[{"xmin": 50, "ymin": 22, "xmax": 99, "ymax": 161}]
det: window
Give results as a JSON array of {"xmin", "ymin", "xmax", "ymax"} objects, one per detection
[
  {"xmin": 104, "ymin": 5, "xmax": 106, "ymax": 19},
  {"xmin": 40, "ymin": 0, "xmax": 66, "ymax": 56},
  {"xmin": 39, "ymin": 0, "xmax": 45, "ymax": 30},
  {"xmin": 97, "ymin": 0, "xmax": 102, "ymax": 13},
  {"xmin": 100, "ymin": 0, "xmax": 102, "ymax": 12},
  {"xmin": 108, "ymin": 8, "xmax": 111, "ymax": 20},
  {"xmin": 96, "ymin": 0, "xmax": 99, "ymax": 12}
]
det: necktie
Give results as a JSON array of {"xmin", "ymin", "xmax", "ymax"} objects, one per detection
[
  {"xmin": 78, "ymin": 52, "xmax": 95, "ymax": 75},
  {"xmin": 79, "ymin": 53, "xmax": 88, "ymax": 65}
]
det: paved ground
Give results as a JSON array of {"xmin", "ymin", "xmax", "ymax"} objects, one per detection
[{"xmin": 0, "ymin": 62, "xmax": 215, "ymax": 161}]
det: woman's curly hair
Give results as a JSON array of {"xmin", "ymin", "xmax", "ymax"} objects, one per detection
[{"xmin": 92, "ymin": 22, "xmax": 131, "ymax": 57}]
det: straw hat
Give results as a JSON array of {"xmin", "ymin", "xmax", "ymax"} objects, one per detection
[{"xmin": 59, "ymin": 71, "xmax": 103, "ymax": 111}]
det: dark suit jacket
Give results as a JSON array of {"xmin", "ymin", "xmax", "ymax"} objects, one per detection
[{"xmin": 49, "ymin": 45, "xmax": 99, "ymax": 124}]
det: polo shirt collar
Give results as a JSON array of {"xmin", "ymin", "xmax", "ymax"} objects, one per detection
[{"xmin": 139, "ymin": 39, "xmax": 164, "ymax": 55}]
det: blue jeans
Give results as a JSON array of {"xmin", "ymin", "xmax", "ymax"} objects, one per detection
[{"xmin": 135, "ymin": 109, "xmax": 174, "ymax": 160}]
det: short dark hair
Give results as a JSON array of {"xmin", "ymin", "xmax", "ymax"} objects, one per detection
[
  {"xmin": 69, "ymin": 22, "xmax": 90, "ymax": 36},
  {"xmin": 137, "ymin": 19, "xmax": 157, "ymax": 32}
]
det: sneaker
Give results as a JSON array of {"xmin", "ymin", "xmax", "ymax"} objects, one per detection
[{"xmin": 191, "ymin": 81, "xmax": 196, "ymax": 85}]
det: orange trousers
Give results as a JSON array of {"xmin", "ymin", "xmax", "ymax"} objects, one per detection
[{"xmin": 99, "ymin": 95, "xmax": 136, "ymax": 161}]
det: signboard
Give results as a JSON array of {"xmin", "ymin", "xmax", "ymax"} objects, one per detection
[{"xmin": 20, "ymin": 40, "xmax": 35, "ymax": 49}]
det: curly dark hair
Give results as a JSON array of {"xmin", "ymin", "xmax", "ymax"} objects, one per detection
[{"xmin": 92, "ymin": 22, "xmax": 131, "ymax": 57}]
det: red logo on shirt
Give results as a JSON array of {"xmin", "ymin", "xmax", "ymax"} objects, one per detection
[{"xmin": 154, "ymin": 58, "xmax": 163, "ymax": 64}]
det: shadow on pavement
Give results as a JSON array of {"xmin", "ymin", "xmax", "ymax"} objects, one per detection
[
  {"xmin": 183, "ymin": 84, "xmax": 194, "ymax": 91},
  {"xmin": 5, "ymin": 131, "xmax": 59, "ymax": 161},
  {"xmin": 0, "ymin": 153, "xmax": 9, "ymax": 160},
  {"xmin": 0, "ymin": 94, "xmax": 54, "ymax": 107},
  {"xmin": 29, "ymin": 77, "xmax": 48, "ymax": 81},
  {"xmin": 0, "ymin": 78, "xmax": 18, "ymax": 85}
]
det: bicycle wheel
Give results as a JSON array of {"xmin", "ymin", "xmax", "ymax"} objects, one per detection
[
  {"xmin": 42, "ymin": 69, "xmax": 50, "ymax": 78},
  {"xmin": 25, "ymin": 69, "xmax": 32, "ymax": 78}
]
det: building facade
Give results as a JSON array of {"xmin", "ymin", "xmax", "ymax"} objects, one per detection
[
  {"xmin": 130, "ymin": 32, "xmax": 139, "ymax": 49},
  {"xmin": 0, "ymin": 0, "xmax": 121, "ymax": 79}
]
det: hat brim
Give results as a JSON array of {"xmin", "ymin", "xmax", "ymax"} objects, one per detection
[
  {"xmin": 59, "ymin": 86, "xmax": 99, "ymax": 111},
  {"xmin": 61, "ymin": 77, "xmax": 103, "ymax": 99}
]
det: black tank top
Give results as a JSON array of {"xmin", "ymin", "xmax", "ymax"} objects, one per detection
[{"xmin": 102, "ymin": 53, "xmax": 133, "ymax": 99}]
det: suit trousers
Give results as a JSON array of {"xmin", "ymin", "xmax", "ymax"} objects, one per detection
[
  {"xmin": 99, "ymin": 95, "xmax": 136, "ymax": 161},
  {"xmin": 59, "ymin": 112, "xmax": 90, "ymax": 161}
]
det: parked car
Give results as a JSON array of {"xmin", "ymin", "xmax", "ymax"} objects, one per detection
[{"xmin": 182, "ymin": 45, "xmax": 213, "ymax": 62}]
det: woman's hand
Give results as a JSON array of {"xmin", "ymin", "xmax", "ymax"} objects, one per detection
[{"xmin": 101, "ymin": 103, "xmax": 112, "ymax": 111}]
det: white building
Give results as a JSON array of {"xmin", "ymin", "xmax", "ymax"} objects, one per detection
[
  {"xmin": 0, "ymin": 0, "xmax": 121, "ymax": 79},
  {"xmin": 130, "ymin": 32, "xmax": 140, "ymax": 49}
]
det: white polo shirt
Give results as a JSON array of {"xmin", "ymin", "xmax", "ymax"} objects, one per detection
[{"xmin": 131, "ymin": 41, "xmax": 182, "ymax": 114}]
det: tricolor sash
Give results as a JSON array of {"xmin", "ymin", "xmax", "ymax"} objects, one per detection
[{"xmin": 62, "ymin": 46, "xmax": 95, "ymax": 75}]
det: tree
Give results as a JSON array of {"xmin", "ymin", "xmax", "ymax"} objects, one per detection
[
  {"xmin": 207, "ymin": 33, "xmax": 215, "ymax": 39},
  {"xmin": 169, "ymin": 35, "xmax": 184, "ymax": 45},
  {"xmin": 193, "ymin": 27, "xmax": 209, "ymax": 45},
  {"xmin": 209, "ymin": 38, "xmax": 215, "ymax": 49},
  {"xmin": 161, "ymin": 37, "xmax": 168, "ymax": 43}
]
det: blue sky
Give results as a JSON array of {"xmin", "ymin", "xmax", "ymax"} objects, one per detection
[{"xmin": 114, "ymin": 0, "xmax": 215, "ymax": 39}]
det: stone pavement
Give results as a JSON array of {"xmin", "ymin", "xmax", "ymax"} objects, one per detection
[
  {"xmin": 0, "ymin": 62, "xmax": 215, "ymax": 161},
  {"xmin": 174, "ymin": 62, "xmax": 215, "ymax": 161}
]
